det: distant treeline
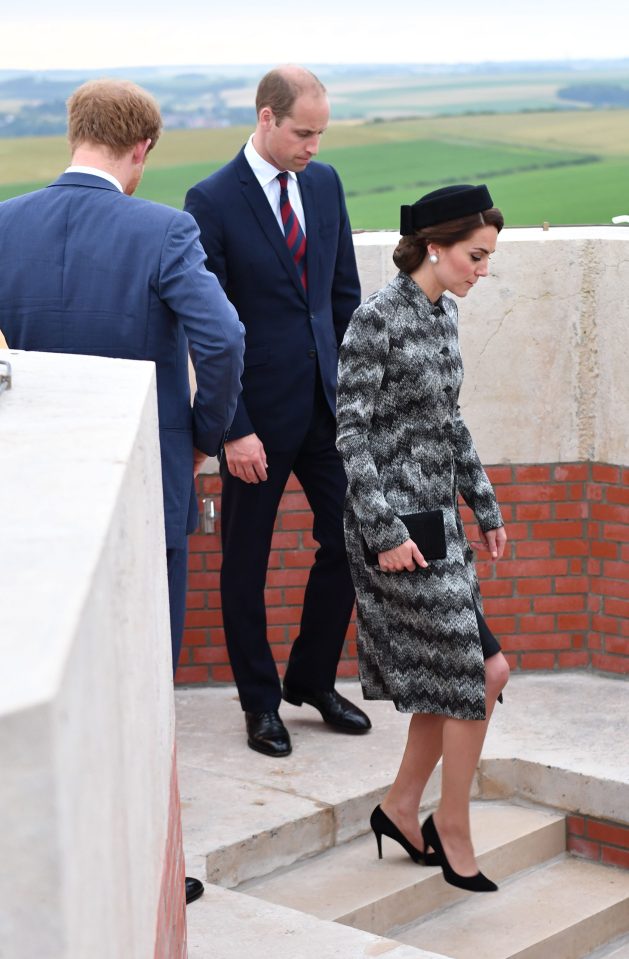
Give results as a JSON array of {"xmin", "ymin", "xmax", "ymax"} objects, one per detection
[
  {"xmin": 342, "ymin": 154, "xmax": 601, "ymax": 199},
  {"xmin": 558, "ymin": 83, "xmax": 629, "ymax": 108}
]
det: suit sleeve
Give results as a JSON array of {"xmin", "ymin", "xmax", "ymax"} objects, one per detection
[
  {"xmin": 184, "ymin": 185, "xmax": 228, "ymax": 287},
  {"xmin": 452, "ymin": 405, "xmax": 503, "ymax": 532},
  {"xmin": 184, "ymin": 184, "xmax": 255, "ymax": 441},
  {"xmin": 158, "ymin": 211, "xmax": 245, "ymax": 456},
  {"xmin": 329, "ymin": 167, "xmax": 361, "ymax": 347},
  {"xmin": 336, "ymin": 302, "xmax": 410, "ymax": 554}
]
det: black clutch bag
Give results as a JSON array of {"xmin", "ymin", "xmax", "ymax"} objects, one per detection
[{"xmin": 363, "ymin": 509, "xmax": 447, "ymax": 566}]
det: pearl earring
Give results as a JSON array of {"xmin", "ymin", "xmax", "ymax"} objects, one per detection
[{"xmin": 429, "ymin": 253, "xmax": 439, "ymax": 264}]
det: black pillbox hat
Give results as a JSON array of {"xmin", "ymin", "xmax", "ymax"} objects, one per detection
[{"xmin": 400, "ymin": 184, "xmax": 494, "ymax": 235}]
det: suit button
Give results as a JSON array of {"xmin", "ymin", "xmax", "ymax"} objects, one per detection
[{"xmin": 308, "ymin": 349, "xmax": 317, "ymax": 358}]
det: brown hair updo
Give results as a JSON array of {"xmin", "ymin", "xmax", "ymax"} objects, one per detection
[{"xmin": 393, "ymin": 207, "xmax": 504, "ymax": 274}]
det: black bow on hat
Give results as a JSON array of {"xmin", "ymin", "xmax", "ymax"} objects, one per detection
[{"xmin": 400, "ymin": 184, "xmax": 494, "ymax": 235}]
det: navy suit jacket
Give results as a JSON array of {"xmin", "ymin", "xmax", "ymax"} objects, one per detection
[
  {"xmin": 0, "ymin": 172, "xmax": 244, "ymax": 547},
  {"xmin": 185, "ymin": 149, "xmax": 360, "ymax": 451}
]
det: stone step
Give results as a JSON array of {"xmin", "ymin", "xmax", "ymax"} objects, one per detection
[
  {"xmin": 239, "ymin": 801, "xmax": 566, "ymax": 935},
  {"xmin": 397, "ymin": 857, "xmax": 629, "ymax": 959},
  {"xmin": 186, "ymin": 884, "xmax": 452, "ymax": 959},
  {"xmin": 586, "ymin": 934, "xmax": 629, "ymax": 959}
]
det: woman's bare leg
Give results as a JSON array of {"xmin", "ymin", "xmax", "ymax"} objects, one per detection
[
  {"xmin": 432, "ymin": 651, "xmax": 510, "ymax": 875},
  {"xmin": 380, "ymin": 712, "xmax": 445, "ymax": 849}
]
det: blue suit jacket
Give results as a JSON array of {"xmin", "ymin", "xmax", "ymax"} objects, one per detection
[
  {"xmin": 0, "ymin": 172, "xmax": 244, "ymax": 547},
  {"xmin": 185, "ymin": 149, "xmax": 360, "ymax": 451}
]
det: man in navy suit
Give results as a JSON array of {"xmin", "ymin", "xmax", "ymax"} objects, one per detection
[
  {"xmin": 0, "ymin": 79, "xmax": 245, "ymax": 688},
  {"xmin": 185, "ymin": 65, "xmax": 371, "ymax": 756}
]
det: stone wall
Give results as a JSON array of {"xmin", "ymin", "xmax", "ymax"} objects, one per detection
[
  {"xmin": 176, "ymin": 228, "xmax": 629, "ymax": 685},
  {"xmin": 0, "ymin": 351, "xmax": 186, "ymax": 958}
]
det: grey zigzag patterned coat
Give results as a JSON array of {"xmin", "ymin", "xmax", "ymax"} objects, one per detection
[{"xmin": 336, "ymin": 272, "xmax": 503, "ymax": 720}]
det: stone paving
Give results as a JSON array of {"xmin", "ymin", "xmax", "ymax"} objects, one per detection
[{"xmin": 176, "ymin": 673, "xmax": 628, "ymax": 958}]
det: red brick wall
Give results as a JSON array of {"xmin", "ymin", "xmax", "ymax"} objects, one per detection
[
  {"xmin": 466, "ymin": 463, "xmax": 629, "ymax": 674},
  {"xmin": 588, "ymin": 464, "xmax": 629, "ymax": 673},
  {"xmin": 154, "ymin": 749, "xmax": 187, "ymax": 959},
  {"xmin": 567, "ymin": 815, "xmax": 629, "ymax": 869},
  {"xmin": 175, "ymin": 462, "xmax": 628, "ymax": 686}
]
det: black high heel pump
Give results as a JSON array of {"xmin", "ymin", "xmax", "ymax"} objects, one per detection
[
  {"xmin": 370, "ymin": 805, "xmax": 439, "ymax": 865},
  {"xmin": 421, "ymin": 814, "xmax": 498, "ymax": 892}
]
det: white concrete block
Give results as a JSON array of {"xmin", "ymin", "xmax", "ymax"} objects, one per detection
[
  {"xmin": 197, "ymin": 225, "xmax": 629, "ymax": 471},
  {"xmin": 0, "ymin": 351, "xmax": 175, "ymax": 959},
  {"xmin": 353, "ymin": 227, "xmax": 629, "ymax": 467}
]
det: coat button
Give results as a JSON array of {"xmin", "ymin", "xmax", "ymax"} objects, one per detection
[
  {"xmin": 440, "ymin": 346, "xmax": 450, "ymax": 356},
  {"xmin": 444, "ymin": 385, "xmax": 452, "ymax": 393},
  {"xmin": 308, "ymin": 348, "xmax": 317, "ymax": 358}
]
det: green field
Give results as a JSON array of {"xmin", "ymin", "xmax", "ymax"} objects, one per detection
[
  {"xmin": 1, "ymin": 109, "xmax": 629, "ymax": 228},
  {"xmin": 338, "ymin": 158, "xmax": 629, "ymax": 228}
]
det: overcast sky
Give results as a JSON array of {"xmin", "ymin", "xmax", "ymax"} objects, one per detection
[{"xmin": 3, "ymin": 0, "xmax": 628, "ymax": 71}]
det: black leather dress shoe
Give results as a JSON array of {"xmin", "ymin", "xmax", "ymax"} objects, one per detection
[
  {"xmin": 185, "ymin": 876, "xmax": 204, "ymax": 905},
  {"xmin": 245, "ymin": 710, "xmax": 292, "ymax": 757},
  {"xmin": 282, "ymin": 684, "xmax": 372, "ymax": 733}
]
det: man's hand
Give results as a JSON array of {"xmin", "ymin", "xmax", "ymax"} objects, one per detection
[
  {"xmin": 470, "ymin": 525, "xmax": 508, "ymax": 560},
  {"xmin": 193, "ymin": 448, "xmax": 208, "ymax": 478},
  {"xmin": 377, "ymin": 539, "xmax": 428, "ymax": 572},
  {"xmin": 224, "ymin": 433, "xmax": 268, "ymax": 483}
]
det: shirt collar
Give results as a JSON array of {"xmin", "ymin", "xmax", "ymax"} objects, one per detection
[
  {"xmin": 65, "ymin": 165, "xmax": 124, "ymax": 193},
  {"xmin": 244, "ymin": 135, "xmax": 298, "ymax": 188}
]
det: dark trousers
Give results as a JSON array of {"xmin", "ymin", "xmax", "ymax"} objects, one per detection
[
  {"xmin": 220, "ymin": 388, "xmax": 355, "ymax": 713},
  {"xmin": 167, "ymin": 543, "xmax": 189, "ymax": 675}
]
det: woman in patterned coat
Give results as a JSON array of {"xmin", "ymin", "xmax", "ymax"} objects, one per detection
[{"xmin": 336, "ymin": 184, "xmax": 510, "ymax": 893}]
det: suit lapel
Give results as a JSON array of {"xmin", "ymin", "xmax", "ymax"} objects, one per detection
[{"xmin": 235, "ymin": 150, "xmax": 308, "ymax": 303}]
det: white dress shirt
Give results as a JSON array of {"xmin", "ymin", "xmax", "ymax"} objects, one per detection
[
  {"xmin": 65, "ymin": 165, "xmax": 124, "ymax": 193},
  {"xmin": 244, "ymin": 135, "xmax": 306, "ymax": 235}
]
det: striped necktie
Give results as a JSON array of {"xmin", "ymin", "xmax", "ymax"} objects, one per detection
[{"xmin": 277, "ymin": 172, "xmax": 307, "ymax": 291}]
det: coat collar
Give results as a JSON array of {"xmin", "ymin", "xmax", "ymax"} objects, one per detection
[
  {"xmin": 47, "ymin": 171, "xmax": 123, "ymax": 192},
  {"xmin": 391, "ymin": 271, "xmax": 451, "ymax": 318}
]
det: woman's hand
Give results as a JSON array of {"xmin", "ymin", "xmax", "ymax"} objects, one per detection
[
  {"xmin": 377, "ymin": 539, "xmax": 428, "ymax": 572},
  {"xmin": 470, "ymin": 525, "xmax": 507, "ymax": 560}
]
